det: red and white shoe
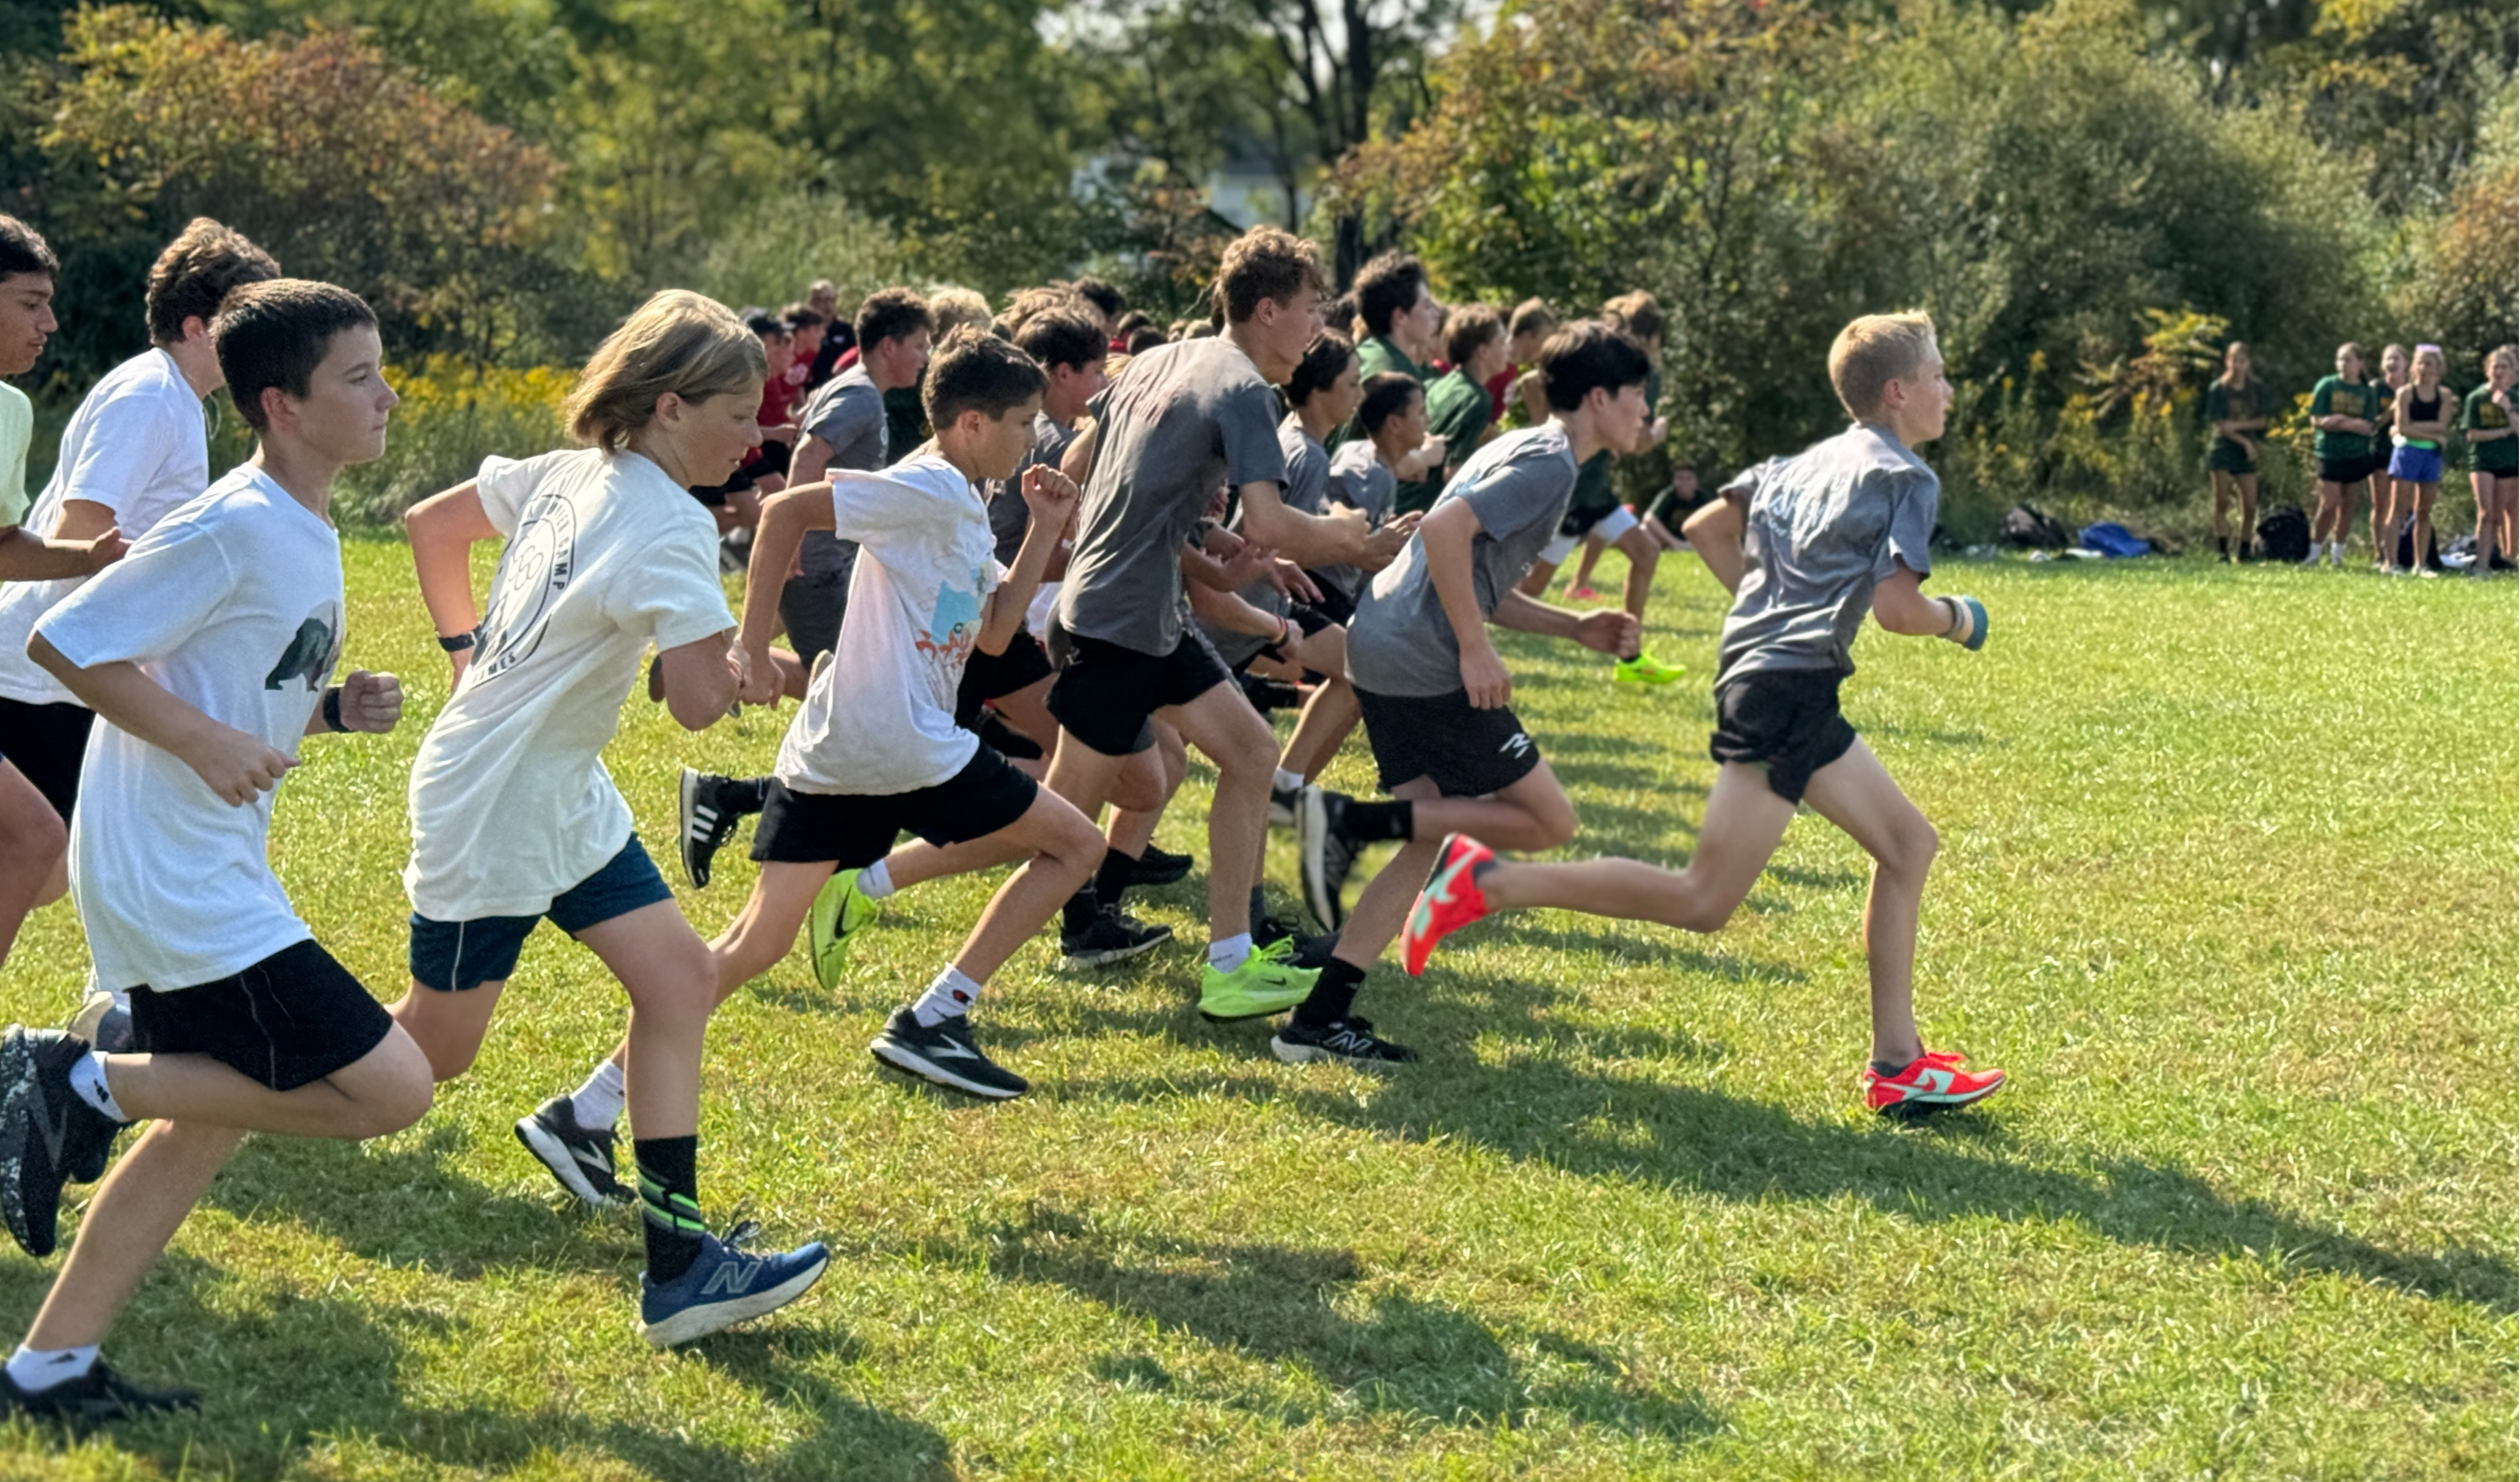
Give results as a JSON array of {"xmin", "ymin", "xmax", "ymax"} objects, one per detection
[
  {"xmin": 1401, "ymin": 834, "xmax": 1495, "ymax": 976},
  {"xmin": 1861, "ymin": 1050, "xmax": 2006, "ymax": 1118}
]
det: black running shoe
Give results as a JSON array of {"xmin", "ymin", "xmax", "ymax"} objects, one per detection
[
  {"xmin": 62, "ymin": 993, "xmax": 133, "ymax": 1184},
  {"xmin": 1268, "ymin": 780, "xmax": 1312, "ymax": 830},
  {"xmin": 1060, "ymin": 908, "xmax": 1174, "ymax": 968},
  {"xmin": 868, "ymin": 1008, "xmax": 1029, "ymax": 1100},
  {"xmin": 0, "ymin": 1362, "xmax": 199, "ymax": 1420},
  {"xmin": 677, "ymin": 768, "xmax": 748, "ymax": 888},
  {"xmin": 513, "ymin": 1095, "xmax": 629, "ymax": 1206},
  {"xmin": 1271, "ymin": 1015, "xmax": 1418, "ymax": 1067},
  {"xmin": 0, "ymin": 1026, "xmax": 123, "ymax": 1258},
  {"xmin": 1297, "ymin": 788, "xmax": 1363, "ymax": 931},
  {"xmin": 1253, "ymin": 914, "xmax": 1333, "ymax": 964},
  {"xmin": 1130, "ymin": 845, "xmax": 1194, "ymax": 887}
]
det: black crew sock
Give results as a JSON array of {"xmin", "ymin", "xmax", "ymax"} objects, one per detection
[
  {"xmin": 1061, "ymin": 882, "xmax": 1101, "ymax": 936},
  {"xmin": 727, "ymin": 776, "xmax": 773, "ymax": 815},
  {"xmin": 1339, "ymin": 799, "xmax": 1414, "ymax": 841},
  {"xmin": 635, "ymin": 1136, "xmax": 705, "ymax": 1284},
  {"xmin": 1093, "ymin": 848, "xmax": 1139, "ymax": 916},
  {"xmin": 1295, "ymin": 958, "xmax": 1366, "ymax": 1026},
  {"xmin": 1249, "ymin": 883, "xmax": 1270, "ymax": 931}
]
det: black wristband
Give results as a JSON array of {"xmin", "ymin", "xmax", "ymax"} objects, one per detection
[
  {"xmin": 322, "ymin": 686, "xmax": 347, "ymax": 733},
  {"xmin": 437, "ymin": 631, "xmax": 475, "ymax": 653}
]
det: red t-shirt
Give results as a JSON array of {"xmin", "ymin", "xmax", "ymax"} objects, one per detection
[{"xmin": 1484, "ymin": 366, "xmax": 1518, "ymax": 421}]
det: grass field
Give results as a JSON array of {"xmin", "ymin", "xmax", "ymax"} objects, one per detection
[{"xmin": 0, "ymin": 542, "xmax": 2510, "ymax": 1480}]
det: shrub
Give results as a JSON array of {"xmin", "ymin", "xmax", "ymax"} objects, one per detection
[{"xmin": 333, "ymin": 357, "xmax": 574, "ymax": 528}]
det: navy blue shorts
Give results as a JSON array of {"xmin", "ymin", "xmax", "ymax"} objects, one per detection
[{"xmin": 408, "ymin": 836, "xmax": 676, "ymax": 992}]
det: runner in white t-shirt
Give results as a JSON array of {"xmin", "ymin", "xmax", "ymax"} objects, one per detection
[
  {"xmin": 551, "ymin": 328, "xmax": 1102, "ymax": 1107},
  {"xmin": 391, "ymin": 291, "xmax": 828, "ymax": 1350},
  {"xmin": 0, "ymin": 219, "xmax": 274, "ymax": 969},
  {"xmin": 0, "ymin": 282, "xmax": 435, "ymax": 1422}
]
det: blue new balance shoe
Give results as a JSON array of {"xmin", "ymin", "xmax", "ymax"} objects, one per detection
[{"xmin": 637, "ymin": 1220, "xmax": 830, "ymax": 1347}]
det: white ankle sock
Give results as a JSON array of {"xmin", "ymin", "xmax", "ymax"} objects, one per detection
[
  {"xmin": 1273, "ymin": 768, "xmax": 1304, "ymax": 795},
  {"xmin": 569, "ymin": 1060, "xmax": 626, "ymax": 1131},
  {"xmin": 858, "ymin": 860, "xmax": 896, "ymax": 900},
  {"xmin": 67, "ymin": 1053, "xmax": 122, "ymax": 1122},
  {"xmin": 911, "ymin": 966, "xmax": 983, "ymax": 1026},
  {"xmin": 6, "ymin": 1343, "xmax": 98, "ymax": 1393},
  {"xmin": 1208, "ymin": 933, "xmax": 1253, "ymax": 973}
]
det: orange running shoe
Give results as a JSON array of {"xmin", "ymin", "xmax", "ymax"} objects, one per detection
[
  {"xmin": 1402, "ymin": 834, "xmax": 1495, "ymax": 975},
  {"xmin": 1861, "ymin": 1052, "xmax": 2006, "ymax": 1118}
]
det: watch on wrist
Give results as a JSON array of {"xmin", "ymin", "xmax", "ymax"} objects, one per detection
[
  {"xmin": 438, "ymin": 631, "xmax": 476, "ymax": 653},
  {"xmin": 322, "ymin": 686, "xmax": 347, "ymax": 733}
]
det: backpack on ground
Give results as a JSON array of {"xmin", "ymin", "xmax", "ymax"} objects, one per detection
[
  {"xmin": 1999, "ymin": 502, "xmax": 2073, "ymax": 549},
  {"xmin": 2255, "ymin": 505, "xmax": 2310, "ymax": 564}
]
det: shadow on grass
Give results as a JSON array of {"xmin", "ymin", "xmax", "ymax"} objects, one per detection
[
  {"xmin": 7, "ymin": 1251, "xmax": 956, "ymax": 1482},
  {"xmin": 984, "ymin": 1203, "xmax": 1722, "ymax": 1443}
]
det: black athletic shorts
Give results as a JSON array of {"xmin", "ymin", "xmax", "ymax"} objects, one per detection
[
  {"xmin": 0, "ymin": 698, "xmax": 94, "ymax": 823},
  {"xmin": 752, "ymin": 744, "xmax": 1038, "ymax": 869},
  {"xmin": 1045, "ymin": 628, "xmax": 1231, "ymax": 757},
  {"xmin": 1353, "ymin": 686, "xmax": 1544, "ymax": 798},
  {"xmin": 955, "ymin": 628, "xmax": 1055, "ymax": 729},
  {"xmin": 1228, "ymin": 602, "xmax": 1333, "ymax": 676},
  {"xmin": 779, "ymin": 571, "xmax": 848, "ymax": 665},
  {"xmin": 129, "ymin": 939, "xmax": 396, "ymax": 1092},
  {"xmin": 1709, "ymin": 669, "xmax": 1859, "ymax": 804}
]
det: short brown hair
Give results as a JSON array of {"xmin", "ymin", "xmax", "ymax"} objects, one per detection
[
  {"xmin": 1826, "ymin": 311, "xmax": 1938, "ymax": 420},
  {"xmin": 565, "ymin": 290, "xmax": 765, "ymax": 452},
  {"xmin": 1286, "ymin": 331, "xmax": 1357, "ymax": 407},
  {"xmin": 1357, "ymin": 371, "xmax": 1423, "ymax": 435},
  {"xmin": 1443, "ymin": 305, "xmax": 1504, "ymax": 368},
  {"xmin": 924, "ymin": 326, "xmax": 1047, "ymax": 428},
  {"xmin": 0, "ymin": 215, "xmax": 57, "ymax": 285},
  {"xmin": 855, "ymin": 287, "xmax": 934, "ymax": 353},
  {"xmin": 998, "ymin": 285, "xmax": 1090, "ymax": 339},
  {"xmin": 1507, "ymin": 298, "xmax": 1557, "ymax": 342},
  {"xmin": 212, "ymin": 280, "xmax": 377, "ymax": 432},
  {"xmin": 1353, "ymin": 252, "xmax": 1428, "ymax": 341},
  {"xmin": 1215, "ymin": 225, "xmax": 1324, "ymax": 324},
  {"xmin": 146, "ymin": 219, "xmax": 279, "ymax": 346},
  {"xmin": 1014, "ymin": 309, "xmax": 1106, "ymax": 375},
  {"xmin": 1602, "ymin": 291, "xmax": 1665, "ymax": 348}
]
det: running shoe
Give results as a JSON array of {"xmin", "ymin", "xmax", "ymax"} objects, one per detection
[
  {"xmin": 1401, "ymin": 834, "xmax": 1495, "ymax": 977},
  {"xmin": 1060, "ymin": 908, "xmax": 1174, "ymax": 969},
  {"xmin": 677, "ymin": 768, "xmax": 747, "ymax": 889},
  {"xmin": 1613, "ymin": 651, "xmax": 1686, "ymax": 687},
  {"xmin": 637, "ymin": 1220, "xmax": 829, "ymax": 1347},
  {"xmin": 1568, "ymin": 584, "xmax": 1602, "ymax": 600},
  {"xmin": 1268, "ymin": 779, "xmax": 1315, "ymax": 830},
  {"xmin": 1297, "ymin": 788, "xmax": 1363, "ymax": 930},
  {"xmin": 868, "ymin": 1007, "xmax": 1029, "ymax": 1100},
  {"xmin": 1271, "ymin": 1015, "xmax": 1418, "ymax": 1067},
  {"xmin": 1861, "ymin": 1052, "xmax": 2008, "ymax": 1118},
  {"xmin": 0, "ymin": 1362, "xmax": 198, "ymax": 1420},
  {"xmin": 63, "ymin": 991, "xmax": 133, "ymax": 1184},
  {"xmin": 1197, "ymin": 947, "xmax": 1319, "ymax": 1021},
  {"xmin": 1130, "ymin": 845, "xmax": 1194, "ymax": 887},
  {"xmin": 513, "ymin": 1094, "xmax": 629, "ymax": 1206},
  {"xmin": 0, "ymin": 1026, "xmax": 124, "ymax": 1258},
  {"xmin": 809, "ymin": 867, "xmax": 881, "ymax": 991}
]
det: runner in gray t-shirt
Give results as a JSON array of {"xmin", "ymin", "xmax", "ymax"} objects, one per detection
[{"xmin": 793, "ymin": 363, "xmax": 886, "ymax": 581}]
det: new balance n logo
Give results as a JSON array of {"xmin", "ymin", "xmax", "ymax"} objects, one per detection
[{"xmin": 700, "ymin": 1256, "xmax": 765, "ymax": 1296}]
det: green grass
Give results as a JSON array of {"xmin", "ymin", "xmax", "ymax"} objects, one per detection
[{"xmin": 0, "ymin": 543, "xmax": 2510, "ymax": 1480}]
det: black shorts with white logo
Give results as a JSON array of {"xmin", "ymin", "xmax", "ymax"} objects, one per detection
[
  {"xmin": 1045, "ymin": 627, "xmax": 1232, "ymax": 757},
  {"xmin": 1709, "ymin": 667, "xmax": 1859, "ymax": 804},
  {"xmin": 129, "ymin": 939, "xmax": 397, "ymax": 1092},
  {"xmin": 954, "ymin": 628, "xmax": 1056, "ymax": 729},
  {"xmin": 1353, "ymin": 686, "xmax": 1544, "ymax": 798},
  {"xmin": 751, "ymin": 744, "xmax": 1040, "ymax": 870}
]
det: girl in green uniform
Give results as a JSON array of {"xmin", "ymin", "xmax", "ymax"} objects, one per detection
[
  {"xmin": 2306, "ymin": 342, "xmax": 2383, "ymax": 568},
  {"xmin": 2463, "ymin": 346, "xmax": 2516, "ymax": 576},
  {"xmin": 2203, "ymin": 342, "xmax": 2270, "ymax": 561}
]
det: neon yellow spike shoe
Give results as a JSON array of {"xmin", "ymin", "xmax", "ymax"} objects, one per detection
[
  {"xmin": 1197, "ymin": 944, "xmax": 1321, "ymax": 1021},
  {"xmin": 809, "ymin": 868, "xmax": 882, "ymax": 991},
  {"xmin": 1613, "ymin": 650, "xmax": 1686, "ymax": 687}
]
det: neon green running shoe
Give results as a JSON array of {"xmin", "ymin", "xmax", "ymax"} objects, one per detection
[
  {"xmin": 1197, "ymin": 945, "xmax": 1320, "ymax": 1021},
  {"xmin": 809, "ymin": 868, "xmax": 881, "ymax": 991},
  {"xmin": 1612, "ymin": 650, "xmax": 1686, "ymax": 687}
]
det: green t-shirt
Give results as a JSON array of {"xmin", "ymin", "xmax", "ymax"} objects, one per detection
[
  {"xmin": 2308, "ymin": 375, "xmax": 2381, "ymax": 463},
  {"xmin": 2202, "ymin": 377, "xmax": 2270, "ymax": 458},
  {"xmin": 1401, "ymin": 367, "xmax": 1493, "ymax": 515},
  {"xmin": 2464, "ymin": 383, "xmax": 2517, "ymax": 475},
  {"xmin": 1337, "ymin": 335, "xmax": 1427, "ymax": 457},
  {"xmin": 0, "ymin": 381, "xmax": 29, "ymax": 529}
]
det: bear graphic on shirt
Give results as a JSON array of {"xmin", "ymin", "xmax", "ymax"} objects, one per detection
[{"xmin": 914, "ymin": 571, "xmax": 988, "ymax": 670}]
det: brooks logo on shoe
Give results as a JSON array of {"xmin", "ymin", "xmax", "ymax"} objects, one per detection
[
  {"xmin": 931, "ymin": 1041, "xmax": 981, "ymax": 1061},
  {"xmin": 571, "ymin": 1144, "xmax": 613, "ymax": 1174}
]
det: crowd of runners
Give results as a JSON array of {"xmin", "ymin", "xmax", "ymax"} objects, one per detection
[{"xmin": 0, "ymin": 210, "xmax": 2026, "ymax": 1417}]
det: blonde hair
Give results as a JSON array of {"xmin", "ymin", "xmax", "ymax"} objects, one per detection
[
  {"xmin": 927, "ymin": 286, "xmax": 994, "ymax": 338},
  {"xmin": 565, "ymin": 291, "xmax": 765, "ymax": 452},
  {"xmin": 1828, "ymin": 311, "xmax": 1939, "ymax": 420}
]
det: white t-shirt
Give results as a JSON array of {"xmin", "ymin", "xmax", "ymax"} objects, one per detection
[
  {"xmin": 39, "ymin": 466, "xmax": 342, "ymax": 991},
  {"xmin": 776, "ymin": 452, "xmax": 1001, "ymax": 796},
  {"xmin": 404, "ymin": 448, "xmax": 733, "ymax": 921},
  {"xmin": 0, "ymin": 349, "xmax": 209, "ymax": 707},
  {"xmin": 0, "ymin": 381, "xmax": 31, "ymax": 528}
]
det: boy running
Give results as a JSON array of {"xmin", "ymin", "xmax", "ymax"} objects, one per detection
[
  {"xmin": 1399, "ymin": 312, "xmax": 2008, "ymax": 1117},
  {"xmin": 395, "ymin": 290, "xmax": 827, "ymax": 1347},
  {"xmin": 0, "ymin": 280, "xmax": 435, "ymax": 1419}
]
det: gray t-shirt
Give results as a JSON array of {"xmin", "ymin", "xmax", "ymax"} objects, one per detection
[
  {"xmin": 985, "ymin": 412, "xmax": 1080, "ymax": 566},
  {"xmin": 796, "ymin": 365, "xmax": 888, "ymax": 577},
  {"xmin": 1198, "ymin": 418, "xmax": 1327, "ymax": 667},
  {"xmin": 1313, "ymin": 440, "xmax": 1396, "ymax": 607},
  {"xmin": 1346, "ymin": 425, "xmax": 1579, "ymax": 698},
  {"xmin": 1056, "ymin": 338, "xmax": 1287, "ymax": 655},
  {"xmin": 1714, "ymin": 424, "xmax": 1938, "ymax": 688}
]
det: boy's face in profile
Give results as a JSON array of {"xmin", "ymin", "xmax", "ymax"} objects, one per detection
[
  {"xmin": 792, "ymin": 322, "xmax": 824, "ymax": 361},
  {"xmin": 285, "ymin": 324, "xmax": 399, "ymax": 467},
  {"xmin": 1888, "ymin": 353, "xmax": 1951, "ymax": 445},
  {"xmin": 1317, "ymin": 358, "xmax": 1363, "ymax": 428},
  {"xmin": 966, "ymin": 396, "xmax": 1044, "ymax": 483},
  {"xmin": 1601, "ymin": 381, "xmax": 1653, "ymax": 453},
  {"xmin": 1047, "ymin": 357, "xmax": 1108, "ymax": 419},
  {"xmin": 0, "ymin": 271, "xmax": 55, "ymax": 379}
]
